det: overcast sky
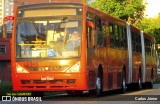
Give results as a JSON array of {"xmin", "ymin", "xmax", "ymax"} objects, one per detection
[{"xmin": 145, "ymin": 0, "xmax": 160, "ymax": 17}]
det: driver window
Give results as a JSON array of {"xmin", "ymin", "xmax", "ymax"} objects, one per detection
[{"xmin": 87, "ymin": 21, "xmax": 94, "ymax": 48}]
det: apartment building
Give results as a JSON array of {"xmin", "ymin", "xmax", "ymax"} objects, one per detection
[{"xmin": 0, "ymin": 0, "xmax": 14, "ymax": 25}]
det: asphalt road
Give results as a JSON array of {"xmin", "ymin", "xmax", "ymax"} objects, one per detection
[{"xmin": 1, "ymin": 84, "xmax": 160, "ymax": 104}]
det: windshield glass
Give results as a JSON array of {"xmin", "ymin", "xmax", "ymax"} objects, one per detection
[{"xmin": 16, "ymin": 17, "xmax": 82, "ymax": 58}]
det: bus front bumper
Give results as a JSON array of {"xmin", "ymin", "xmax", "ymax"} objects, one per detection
[{"xmin": 12, "ymin": 73, "xmax": 87, "ymax": 91}]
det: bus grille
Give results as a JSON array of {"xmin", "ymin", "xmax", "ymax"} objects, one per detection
[
  {"xmin": 20, "ymin": 79, "xmax": 76, "ymax": 89},
  {"xmin": 21, "ymin": 79, "xmax": 76, "ymax": 84}
]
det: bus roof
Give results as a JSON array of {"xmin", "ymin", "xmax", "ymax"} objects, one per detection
[
  {"xmin": 16, "ymin": 0, "xmax": 84, "ymax": 6},
  {"xmin": 143, "ymin": 32, "xmax": 156, "ymax": 41},
  {"xmin": 18, "ymin": 2, "xmax": 82, "ymax": 10}
]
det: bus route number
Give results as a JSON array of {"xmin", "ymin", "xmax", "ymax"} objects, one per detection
[{"xmin": 41, "ymin": 76, "xmax": 54, "ymax": 81}]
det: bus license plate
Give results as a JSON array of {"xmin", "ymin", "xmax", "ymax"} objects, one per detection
[{"xmin": 41, "ymin": 76, "xmax": 54, "ymax": 81}]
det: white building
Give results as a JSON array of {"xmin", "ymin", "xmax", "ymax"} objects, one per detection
[
  {"xmin": 0, "ymin": 0, "xmax": 3, "ymax": 24},
  {"xmin": 0, "ymin": 0, "xmax": 14, "ymax": 25}
]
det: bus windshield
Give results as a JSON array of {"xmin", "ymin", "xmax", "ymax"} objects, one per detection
[{"xmin": 16, "ymin": 17, "xmax": 82, "ymax": 58}]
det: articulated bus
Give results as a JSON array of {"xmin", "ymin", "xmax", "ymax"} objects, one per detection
[{"xmin": 10, "ymin": 1, "xmax": 157, "ymax": 96}]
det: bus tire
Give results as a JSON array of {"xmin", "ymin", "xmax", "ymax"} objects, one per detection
[
  {"xmin": 121, "ymin": 70, "xmax": 126, "ymax": 93},
  {"xmin": 137, "ymin": 71, "xmax": 142, "ymax": 90},
  {"xmin": 96, "ymin": 69, "xmax": 103, "ymax": 97},
  {"xmin": 148, "ymin": 69, "xmax": 153, "ymax": 89}
]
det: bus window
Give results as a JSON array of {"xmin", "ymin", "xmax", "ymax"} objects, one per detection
[
  {"xmin": 16, "ymin": 19, "xmax": 82, "ymax": 58},
  {"xmin": 102, "ymin": 23, "xmax": 107, "ymax": 47},
  {"xmin": 114, "ymin": 24, "xmax": 119, "ymax": 48},
  {"xmin": 123, "ymin": 27, "xmax": 127, "ymax": 50},
  {"xmin": 87, "ymin": 21, "xmax": 94, "ymax": 48},
  {"xmin": 95, "ymin": 17, "xmax": 103, "ymax": 47},
  {"xmin": 95, "ymin": 16, "xmax": 102, "ymax": 31},
  {"xmin": 109, "ymin": 23, "xmax": 115, "ymax": 48}
]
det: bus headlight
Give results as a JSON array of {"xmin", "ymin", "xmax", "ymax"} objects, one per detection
[
  {"xmin": 66, "ymin": 61, "xmax": 80, "ymax": 73},
  {"xmin": 16, "ymin": 64, "xmax": 29, "ymax": 73}
]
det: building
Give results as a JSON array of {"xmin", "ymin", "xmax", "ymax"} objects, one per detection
[
  {"xmin": 0, "ymin": 39, "xmax": 11, "ymax": 83},
  {"xmin": 0, "ymin": 0, "xmax": 2, "ymax": 24},
  {"xmin": 0, "ymin": 0, "xmax": 14, "ymax": 25},
  {"xmin": 0, "ymin": 0, "xmax": 14, "ymax": 83}
]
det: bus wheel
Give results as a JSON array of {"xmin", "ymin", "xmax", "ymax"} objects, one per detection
[
  {"xmin": 96, "ymin": 75, "xmax": 103, "ymax": 96},
  {"xmin": 137, "ymin": 72, "xmax": 142, "ymax": 90},
  {"xmin": 121, "ymin": 70, "xmax": 126, "ymax": 93},
  {"xmin": 148, "ymin": 70, "xmax": 153, "ymax": 89}
]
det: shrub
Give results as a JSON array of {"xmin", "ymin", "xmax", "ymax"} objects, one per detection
[{"xmin": 0, "ymin": 81, "xmax": 12, "ymax": 97}]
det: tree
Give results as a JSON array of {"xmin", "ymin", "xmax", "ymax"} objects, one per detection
[
  {"xmin": 89, "ymin": 0, "xmax": 145, "ymax": 25},
  {"xmin": 136, "ymin": 14, "xmax": 160, "ymax": 43}
]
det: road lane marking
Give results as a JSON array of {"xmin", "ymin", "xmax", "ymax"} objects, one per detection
[
  {"xmin": 80, "ymin": 101, "xmax": 97, "ymax": 104},
  {"xmin": 124, "ymin": 89, "xmax": 153, "ymax": 95},
  {"xmin": 93, "ymin": 89, "xmax": 156, "ymax": 101}
]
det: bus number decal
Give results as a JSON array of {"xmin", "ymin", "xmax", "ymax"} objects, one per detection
[{"xmin": 41, "ymin": 76, "xmax": 54, "ymax": 81}]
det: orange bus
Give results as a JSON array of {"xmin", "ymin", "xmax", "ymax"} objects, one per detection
[{"xmin": 10, "ymin": 1, "xmax": 157, "ymax": 96}]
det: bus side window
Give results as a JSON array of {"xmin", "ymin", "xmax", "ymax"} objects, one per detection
[
  {"xmin": 95, "ymin": 16, "xmax": 103, "ymax": 47},
  {"xmin": 87, "ymin": 21, "xmax": 94, "ymax": 48},
  {"xmin": 109, "ymin": 23, "xmax": 114, "ymax": 48},
  {"xmin": 102, "ymin": 23, "xmax": 107, "ymax": 47},
  {"xmin": 123, "ymin": 27, "xmax": 127, "ymax": 50}
]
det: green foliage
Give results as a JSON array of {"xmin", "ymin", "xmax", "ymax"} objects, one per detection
[
  {"xmin": 89, "ymin": 0, "xmax": 145, "ymax": 24},
  {"xmin": 0, "ymin": 82, "xmax": 12, "ymax": 96},
  {"xmin": 88, "ymin": 0, "xmax": 159, "ymax": 43},
  {"xmin": 0, "ymin": 82, "xmax": 32, "ymax": 98},
  {"xmin": 154, "ymin": 75, "xmax": 160, "ymax": 84},
  {"xmin": 136, "ymin": 15, "xmax": 160, "ymax": 43}
]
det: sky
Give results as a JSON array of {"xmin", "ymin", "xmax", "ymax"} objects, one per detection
[{"xmin": 144, "ymin": 0, "xmax": 160, "ymax": 17}]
